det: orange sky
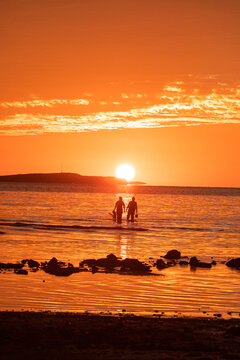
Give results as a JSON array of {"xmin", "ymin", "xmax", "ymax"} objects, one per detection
[{"xmin": 1, "ymin": 0, "xmax": 240, "ymax": 186}]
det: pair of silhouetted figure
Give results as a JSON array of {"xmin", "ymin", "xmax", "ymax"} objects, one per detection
[{"xmin": 113, "ymin": 196, "xmax": 138, "ymax": 224}]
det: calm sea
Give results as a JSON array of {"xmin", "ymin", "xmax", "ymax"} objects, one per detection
[{"xmin": 0, "ymin": 182, "xmax": 239, "ymax": 317}]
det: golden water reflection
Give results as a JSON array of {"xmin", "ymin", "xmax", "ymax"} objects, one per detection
[{"xmin": 116, "ymin": 234, "xmax": 135, "ymax": 260}]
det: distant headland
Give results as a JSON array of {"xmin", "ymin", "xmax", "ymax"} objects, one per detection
[{"xmin": 0, "ymin": 172, "xmax": 145, "ymax": 186}]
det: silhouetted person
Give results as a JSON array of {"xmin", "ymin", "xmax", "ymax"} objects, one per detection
[
  {"xmin": 127, "ymin": 197, "xmax": 138, "ymax": 223},
  {"xmin": 114, "ymin": 196, "xmax": 125, "ymax": 224}
]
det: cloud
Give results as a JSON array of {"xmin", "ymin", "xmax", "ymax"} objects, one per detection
[
  {"xmin": 0, "ymin": 98, "xmax": 90, "ymax": 109},
  {"xmin": 163, "ymin": 86, "xmax": 183, "ymax": 92},
  {"xmin": 0, "ymin": 80, "xmax": 240, "ymax": 135}
]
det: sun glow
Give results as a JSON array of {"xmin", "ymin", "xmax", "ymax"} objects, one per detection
[{"xmin": 115, "ymin": 164, "xmax": 135, "ymax": 182}]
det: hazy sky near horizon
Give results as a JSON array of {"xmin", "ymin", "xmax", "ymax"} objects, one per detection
[{"xmin": 1, "ymin": 0, "xmax": 240, "ymax": 186}]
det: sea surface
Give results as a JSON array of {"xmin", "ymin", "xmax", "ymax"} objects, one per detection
[{"xmin": 0, "ymin": 182, "xmax": 239, "ymax": 317}]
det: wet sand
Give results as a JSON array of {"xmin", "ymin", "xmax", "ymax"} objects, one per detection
[{"xmin": 1, "ymin": 311, "xmax": 240, "ymax": 360}]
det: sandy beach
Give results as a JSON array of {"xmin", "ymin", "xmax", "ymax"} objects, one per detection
[{"xmin": 1, "ymin": 311, "xmax": 240, "ymax": 360}]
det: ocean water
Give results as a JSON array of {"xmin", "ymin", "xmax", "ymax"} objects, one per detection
[{"xmin": 0, "ymin": 182, "xmax": 239, "ymax": 317}]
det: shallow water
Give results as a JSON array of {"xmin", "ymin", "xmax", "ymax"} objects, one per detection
[{"xmin": 0, "ymin": 182, "xmax": 239, "ymax": 317}]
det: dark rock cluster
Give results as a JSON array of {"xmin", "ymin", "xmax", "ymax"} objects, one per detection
[
  {"xmin": 0, "ymin": 262, "xmax": 24, "ymax": 270},
  {"xmin": 80, "ymin": 253, "xmax": 151, "ymax": 274},
  {"xmin": 41, "ymin": 257, "xmax": 85, "ymax": 276},
  {"xmin": 0, "ymin": 251, "xmax": 239, "ymax": 277},
  {"xmin": 154, "ymin": 249, "xmax": 240, "ymax": 272}
]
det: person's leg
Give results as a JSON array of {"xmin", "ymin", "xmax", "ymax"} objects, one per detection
[
  {"xmin": 130, "ymin": 211, "xmax": 134, "ymax": 222},
  {"xmin": 117, "ymin": 211, "xmax": 122, "ymax": 224}
]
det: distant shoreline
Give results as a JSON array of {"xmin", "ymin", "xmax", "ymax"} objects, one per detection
[
  {"xmin": 0, "ymin": 172, "xmax": 239, "ymax": 190},
  {"xmin": 0, "ymin": 172, "xmax": 145, "ymax": 186}
]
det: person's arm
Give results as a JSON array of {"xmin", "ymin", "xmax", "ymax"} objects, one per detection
[
  {"xmin": 135, "ymin": 202, "xmax": 138, "ymax": 214},
  {"xmin": 123, "ymin": 202, "xmax": 126, "ymax": 212}
]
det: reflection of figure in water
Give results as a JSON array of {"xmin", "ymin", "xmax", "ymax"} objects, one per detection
[
  {"xmin": 127, "ymin": 197, "xmax": 138, "ymax": 223},
  {"xmin": 114, "ymin": 196, "xmax": 125, "ymax": 224}
]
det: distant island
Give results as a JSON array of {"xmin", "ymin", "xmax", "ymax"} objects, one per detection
[{"xmin": 0, "ymin": 172, "xmax": 145, "ymax": 186}]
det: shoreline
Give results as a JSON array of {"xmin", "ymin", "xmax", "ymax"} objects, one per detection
[{"xmin": 1, "ymin": 310, "xmax": 240, "ymax": 359}]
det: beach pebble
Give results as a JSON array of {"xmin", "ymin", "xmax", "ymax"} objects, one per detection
[{"xmin": 213, "ymin": 313, "xmax": 222, "ymax": 317}]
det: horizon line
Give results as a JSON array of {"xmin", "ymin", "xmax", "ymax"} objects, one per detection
[{"xmin": 0, "ymin": 172, "xmax": 239, "ymax": 189}]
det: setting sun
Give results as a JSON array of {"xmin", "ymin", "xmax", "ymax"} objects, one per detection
[{"xmin": 115, "ymin": 164, "xmax": 135, "ymax": 182}]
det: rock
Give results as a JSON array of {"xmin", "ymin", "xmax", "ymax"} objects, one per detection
[
  {"xmin": 189, "ymin": 257, "xmax": 199, "ymax": 267},
  {"xmin": 44, "ymin": 265, "xmax": 77, "ymax": 276},
  {"xmin": 226, "ymin": 258, "xmax": 240, "ymax": 269},
  {"xmin": 179, "ymin": 261, "xmax": 189, "ymax": 266},
  {"xmin": 0, "ymin": 231, "xmax": 5, "ymax": 234},
  {"xmin": 167, "ymin": 260, "xmax": 176, "ymax": 266},
  {"xmin": 14, "ymin": 269, "xmax": 28, "ymax": 275},
  {"xmin": 43, "ymin": 257, "xmax": 79, "ymax": 276},
  {"xmin": 197, "ymin": 262, "xmax": 212, "ymax": 269},
  {"xmin": 155, "ymin": 259, "xmax": 168, "ymax": 270},
  {"xmin": 47, "ymin": 257, "xmax": 60, "ymax": 267},
  {"xmin": 96, "ymin": 254, "xmax": 121, "ymax": 268},
  {"xmin": 80, "ymin": 254, "xmax": 152, "ymax": 274},
  {"xmin": 28, "ymin": 259, "xmax": 40, "ymax": 268},
  {"xmin": 121, "ymin": 258, "xmax": 151, "ymax": 273},
  {"xmin": 80, "ymin": 259, "xmax": 97, "ymax": 267},
  {"xmin": 211, "ymin": 260, "xmax": 217, "ymax": 265},
  {"xmin": 213, "ymin": 313, "xmax": 222, "ymax": 317},
  {"xmin": 190, "ymin": 257, "xmax": 212, "ymax": 268},
  {"xmin": 80, "ymin": 254, "xmax": 121, "ymax": 270},
  {"xmin": 0, "ymin": 262, "xmax": 24, "ymax": 270},
  {"xmin": 91, "ymin": 265, "xmax": 98, "ymax": 274},
  {"xmin": 107, "ymin": 253, "xmax": 118, "ymax": 261},
  {"xmin": 164, "ymin": 250, "xmax": 181, "ymax": 260}
]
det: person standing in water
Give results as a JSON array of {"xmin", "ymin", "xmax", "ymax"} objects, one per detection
[
  {"xmin": 114, "ymin": 196, "xmax": 125, "ymax": 224},
  {"xmin": 127, "ymin": 197, "xmax": 138, "ymax": 223}
]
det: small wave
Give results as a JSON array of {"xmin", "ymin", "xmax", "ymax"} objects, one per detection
[
  {"xmin": 152, "ymin": 225, "xmax": 229, "ymax": 233},
  {"xmin": 0, "ymin": 221, "xmax": 148, "ymax": 232},
  {"xmin": 60, "ymin": 218, "xmax": 94, "ymax": 222}
]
